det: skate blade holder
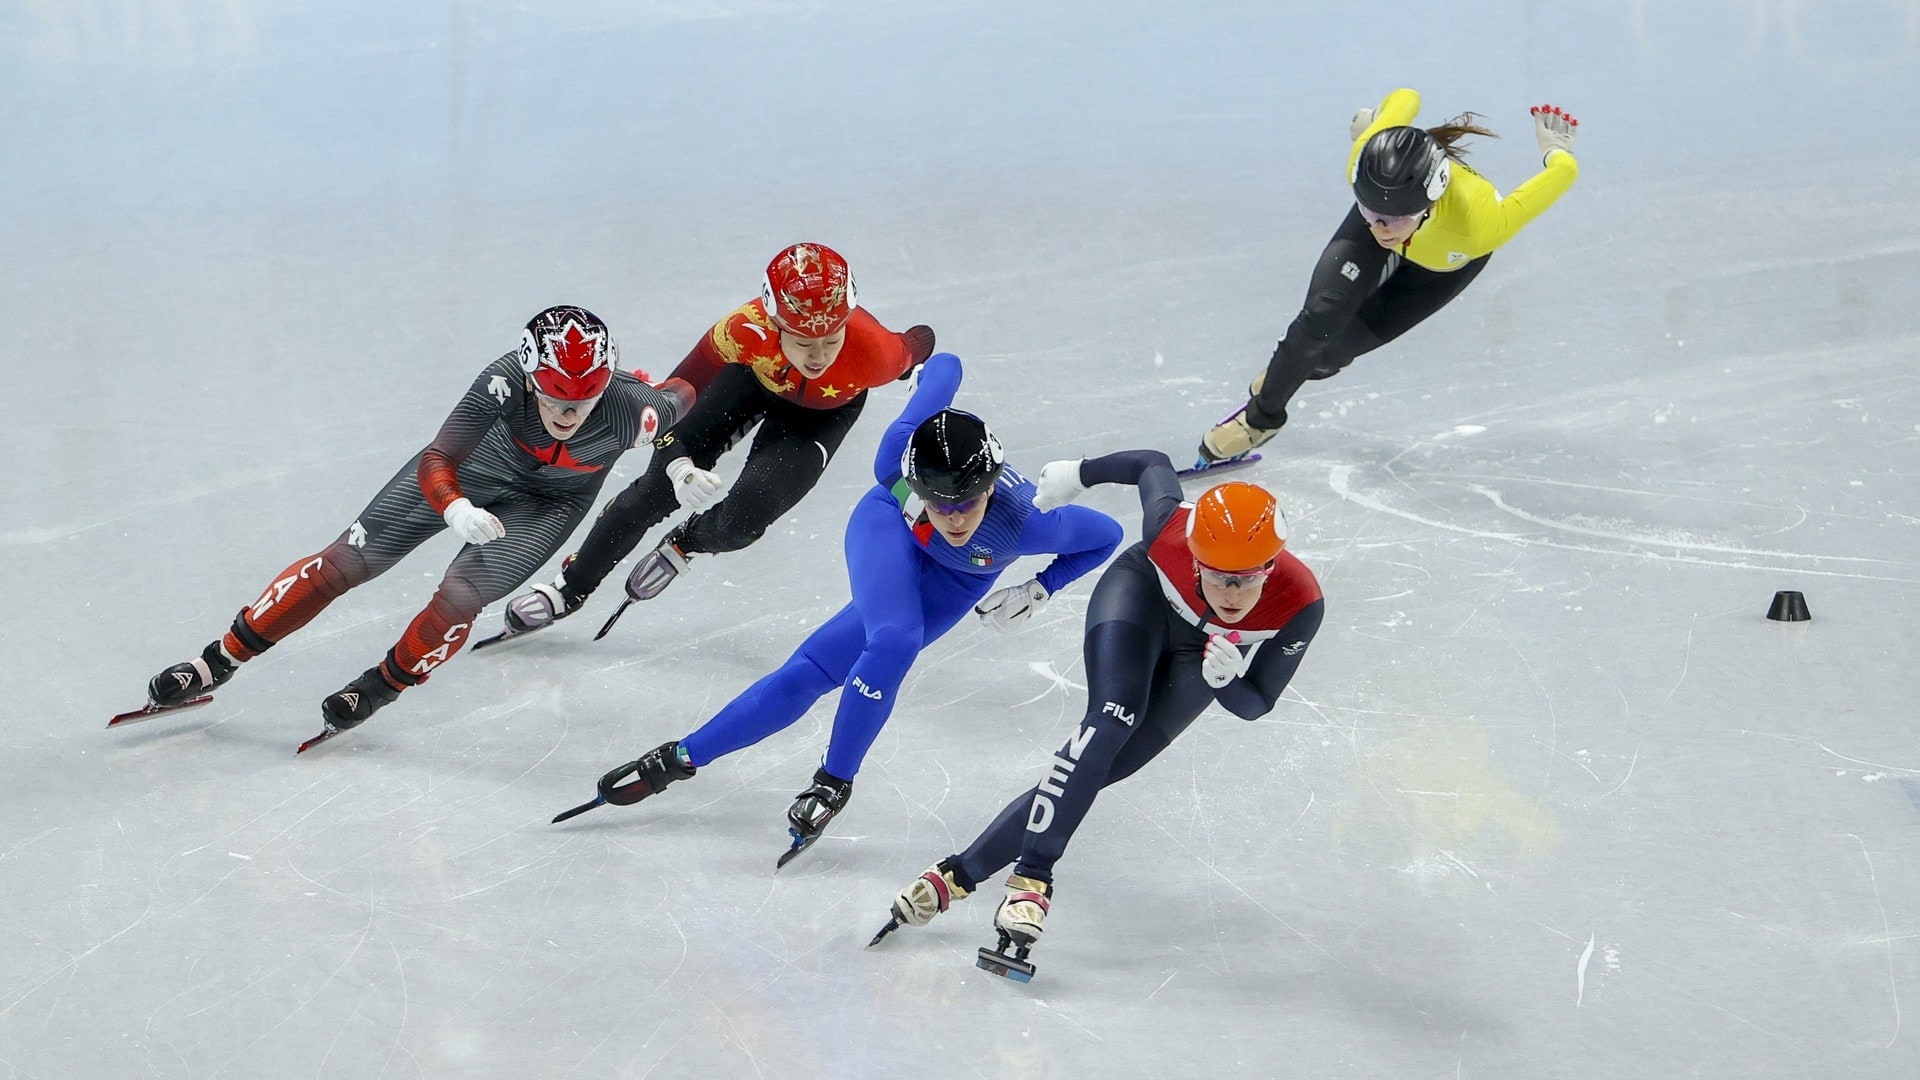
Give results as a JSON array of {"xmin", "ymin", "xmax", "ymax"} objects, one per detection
[
  {"xmin": 108, "ymin": 694, "xmax": 215, "ymax": 727},
  {"xmin": 976, "ymin": 935, "xmax": 1037, "ymax": 982}
]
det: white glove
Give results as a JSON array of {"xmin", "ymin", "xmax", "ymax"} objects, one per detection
[
  {"xmin": 1201, "ymin": 633, "xmax": 1249, "ymax": 689},
  {"xmin": 1349, "ymin": 106, "xmax": 1375, "ymax": 141},
  {"xmin": 665, "ymin": 456, "xmax": 728, "ymax": 512},
  {"xmin": 443, "ymin": 497, "xmax": 505, "ymax": 546},
  {"xmin": 1531, "ymin": 103, "xmax": 1578, "ymax": 164},
  {"xmin": 974, "ymin": 578, "xmax": 1050, "ymax": 632},
  {"xmin": 1032, "ymin": 459, "xmax": 1087, "ymax": 511}
]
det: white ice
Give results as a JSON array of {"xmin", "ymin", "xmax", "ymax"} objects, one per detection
[{"xmin": 3, "ymin": 2, "xmax": 1918, "ymax": 1077}]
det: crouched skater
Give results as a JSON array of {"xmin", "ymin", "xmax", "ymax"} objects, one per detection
[
  {"xmin": 121, "ymin": 306, "xmax": 691, "ymax": 750},
  {"xmin": 868, "ymin": 450, "xmax": 1323, "ymax": 981},
  {"xmin": 550, "ymin": 352, "xmax": 1124, "ymax": 867}
]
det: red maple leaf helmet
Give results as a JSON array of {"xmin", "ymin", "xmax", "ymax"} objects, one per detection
[
  {"xmin": 761, "ymin": 243, "xmax": 858, "ymax": 338},
  {"xmin": 521, "ymin": 305, "xmax": 614, "ymax": 401}
]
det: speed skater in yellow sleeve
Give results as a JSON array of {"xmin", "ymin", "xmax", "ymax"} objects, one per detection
[{"xmin": 1198, "ymin": 89, "xmax": 1581, "ymax": 466}]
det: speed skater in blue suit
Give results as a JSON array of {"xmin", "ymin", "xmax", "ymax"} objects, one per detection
[{"xmin": 554, "ymin": 352, "xmax": 1124, "ymax": 865}]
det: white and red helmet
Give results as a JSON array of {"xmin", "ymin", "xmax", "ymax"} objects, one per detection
[
  {"xmin": 761, "ymin": 243, "xmax": 858, "ymax": 338},
  {"xmin": 520, "ymin": 305, "xmax": 614, "ymax": 401}
]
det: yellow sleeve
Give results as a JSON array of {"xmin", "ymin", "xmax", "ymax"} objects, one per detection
[
  {"xmin": 1346, "ymin": 87, "xmax": 1422, "ymax": 182},
  {"xmin": 1484, "ymin": 149, "xmax": 1579, "ymax": 248}
]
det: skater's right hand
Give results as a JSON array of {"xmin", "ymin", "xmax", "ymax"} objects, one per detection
[
  {"xmin": 443, "ymin": 497, "xmax": 506, "ymax": 545},
  {"xmin": 1349, "ymin": 106, "xmax": 1375, "ymax": 141},
  {"xmin": 1032, "ymin": 459, "xmax": 1087, "ymax": 511},
  {"xmin": 665, "ymin": 456, "xmax": 728, "ymax": 512},
  {"xmin": 1201, "ymin": 633, "xmax": 1249, "ymax": 689},
  {"xmin": 976, "ymin": 578, "xmax": 1050, "ymax": 632},
  {"xmin": 1531, "ymin": 103, "xmax": 1578, "ymax": 164}
]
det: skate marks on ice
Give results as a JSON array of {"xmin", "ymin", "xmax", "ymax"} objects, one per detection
[{"xmin": 1323, "ymin": 463, "xmax": 1920, "ymax": 584}]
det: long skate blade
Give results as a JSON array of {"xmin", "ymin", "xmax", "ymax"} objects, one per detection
[
  {"xmin": 469, "ymin": 626, "xmax": 524, "ymax": 652},
  {"xmin": 551, "ymin": 795, "xmax": 604, "ymax": 824},
  {"xmin": 592, "ymin": 600, "xmax": 633, "ymax": 641},
  {"xmin": 1177, "ymin": 452, "xmax": 1261, "ymax": 480},
  {"xmin": 296, "ymin": 726, "xmax": 342, "ymax": 754},
  {"xmin": 775, "ymin": 831, "xmax": 819, "ymax": 870},
  {"xmin": 108, "ymin": 695, "xmax": 214, "ymax": 727},
  {"xmin": 976, "ymin": 945, "xmax": 1036, "ymax": 982},
  {"xmin": 867, "ymin": 916, "xmax": 904, "ymax": 948}
]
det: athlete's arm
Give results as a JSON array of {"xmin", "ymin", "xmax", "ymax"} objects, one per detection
[
  {"xmin": 873, "ymin": 351, "xmax": 962, "ymax": 484},
  {"xmin": 663, "ymin": 317, "xmax": 735, "ymax": 395},
  {"xmin": 1212, "ymin": 600, "xmax": 1324, "ymax": 719},
  {"xmin": 1485, "ymin": 149, "xmax": 1578, "ymax": 247},
  {"xmin": 1076, "ymin": 449, "xmax": 1185, "ymax": 539},
  {"xmin": 417, "ymin": 355, "xmax": 516, "ymax": 513},
  {"xmin": 1019, "ymin": 504, "xmax": 1124, "ymax": 597},
  {"xmin": 1347, "ymin": 87, "xmax": 1421, "ymax": 179}
]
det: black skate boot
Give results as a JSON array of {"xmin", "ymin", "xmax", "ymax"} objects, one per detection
[
  {"xmin": 113, "ymin": 610, "xmax": 273, "ymax": 727},
  {"xmin": 147, "ymin": 641, "xmax": 238, "ymax": 707},
  {"xmin": 301, "ymin": 661, "xmax": 409, "ymax": 752},
  {"xmin": 113, "ymin": 641, "xmax": 241, "ymax": 726},
  {"xmin": 595, "ymin": 519, "xmax": 700, "ymax": 640},
  {"xmin": 551, "ymin": 740, "xmax": 696, "ymax": 823},
  {"xmin": 978, "ymin": 873, "xmax": 1053, "ymax": 982},
  {"xmin": 777, "ymin": 767, "xmax": 853, "ymax": 869}
]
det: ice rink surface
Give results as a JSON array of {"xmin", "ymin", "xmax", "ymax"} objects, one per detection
[{"xmin": 4, "ymin": 1, "xmax": 1918, "ymax": 1076}]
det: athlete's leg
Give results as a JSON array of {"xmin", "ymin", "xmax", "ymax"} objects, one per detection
[
  {"xmin": 1350, "ymin": 253, "xmax": 1490, "ymax": 349},
  {"xmin": 677, "ymin": 605, "xmax": 861, "ymax": 766},
  {"xmin": 676, "ymin": 490, "xmax": 908, "ymax": 767},
  {"xmin": 677, "ymin": 393, "xmax": 866, "ymax": 555},
  {"xmin": 224, "ymin": 454, "xmax": 445, "ymax": 662},
  {"xmin": 384, "ymin": 492, "xmax": 592, "ymax": 685},
  {"xmin": 1246, "ymin": 207, "xmax": 1393, "ymax": 430},
  {"xmin": 814, "ymin": 493, "xmax": 963, "ymax": 780},
  {"xmin": 954, "ymin": 554, "xmax": 1168, "ymax": 885},
  {"xmin": 562, "ymin": 365, "xmax": 769, "ymax": 598}
]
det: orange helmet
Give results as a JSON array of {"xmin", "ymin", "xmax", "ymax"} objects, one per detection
[{"xmin": 1186, "ymin": 482, "xmax": 1285, "ymax": 572}]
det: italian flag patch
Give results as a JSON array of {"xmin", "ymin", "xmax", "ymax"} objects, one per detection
[{"xmin": 969, "ymin": 552, "xmax": 993, "ymax": 567}]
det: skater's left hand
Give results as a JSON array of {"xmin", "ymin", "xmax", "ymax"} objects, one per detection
[
  {"xmin": 1032, "ymin": 459, "xmax": 1087, "ymax": 511},
  {"xmin": 975, "ymin": 578, "xmax": 1050, "ymax": 632},
  {"xmin": 1201, "ymin": 633, "xmax": 1249, "ymax": 688},
  {"xmin": 1530, "ymin": 103, "xmax": 1578, "ymax": 164}
]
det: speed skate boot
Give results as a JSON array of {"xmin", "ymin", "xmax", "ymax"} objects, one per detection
[
  {"xmin": 476, "ymin": 556, "xmax": 584, "ymax": 650},
  {"xmin": 777, "ymin": 767, "xmax": 852, "ymax": 868},
  {"xmin": 147, "ymin": 641, "xmax": 239, "ymax": 708},
  {"xmin": 508, "ymin": 555, "xmax": 586, "ymax": 632},
  {"xmin": 317, "ymin": 659, "xmax": 410, "ymax": 735},
  {"xmin": 1197, "ymin": 371, "xmax": 1278, "ymax": 465},
  {"xmin": 605, "ymin": 740, "xmax": 696, "ymax": 804},
  {"xmin": 868, "ymin": 857, "xmax": 973, "ymax": 946},
  {"xmin": 977, "ymin": 873, "xmax": 1053, "ymax": 982},
  {"xmin": 624, "ymin": 518, "xmax": 698, "ymax": 602},
  {"xmin": 550, "ymin": 740, "xmax": 696, "ymax": 823},
  {"xmin": 596, "ymin": 519, "xmax": 701, "ymax": 640}
]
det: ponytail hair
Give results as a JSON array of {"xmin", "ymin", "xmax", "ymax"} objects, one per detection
[{"xmin": 1426, "ymin": 112, "xmax": 1499, "ymax": 161}]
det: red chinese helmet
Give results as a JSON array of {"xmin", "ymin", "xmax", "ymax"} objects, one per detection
[
  {"xmin": 1187, "ymin": 482, "xmax": 1286, "ymax": 572},
  {"xmin": 761, "ymin": 243, "xmax": 858, "ymax": 338},
  {"xmin": 521, "ymin": 305, "xmax": 614, "ymax": 401}
]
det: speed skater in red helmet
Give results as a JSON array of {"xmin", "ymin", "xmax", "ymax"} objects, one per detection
[
  {"xmin": 1198, "ymin": 88, "xmax": 1581, "ymax": 467},
  {"xmin": 118, "ymin": 305, "xmax": 693, "ymax": 749},
  {"xmin": 486, "ymin": 242, "xmax": 936, "ymax": 645},
  {"xmin": 870, "ymin": 451, "xmax": 1321, "ymax": 980}
]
